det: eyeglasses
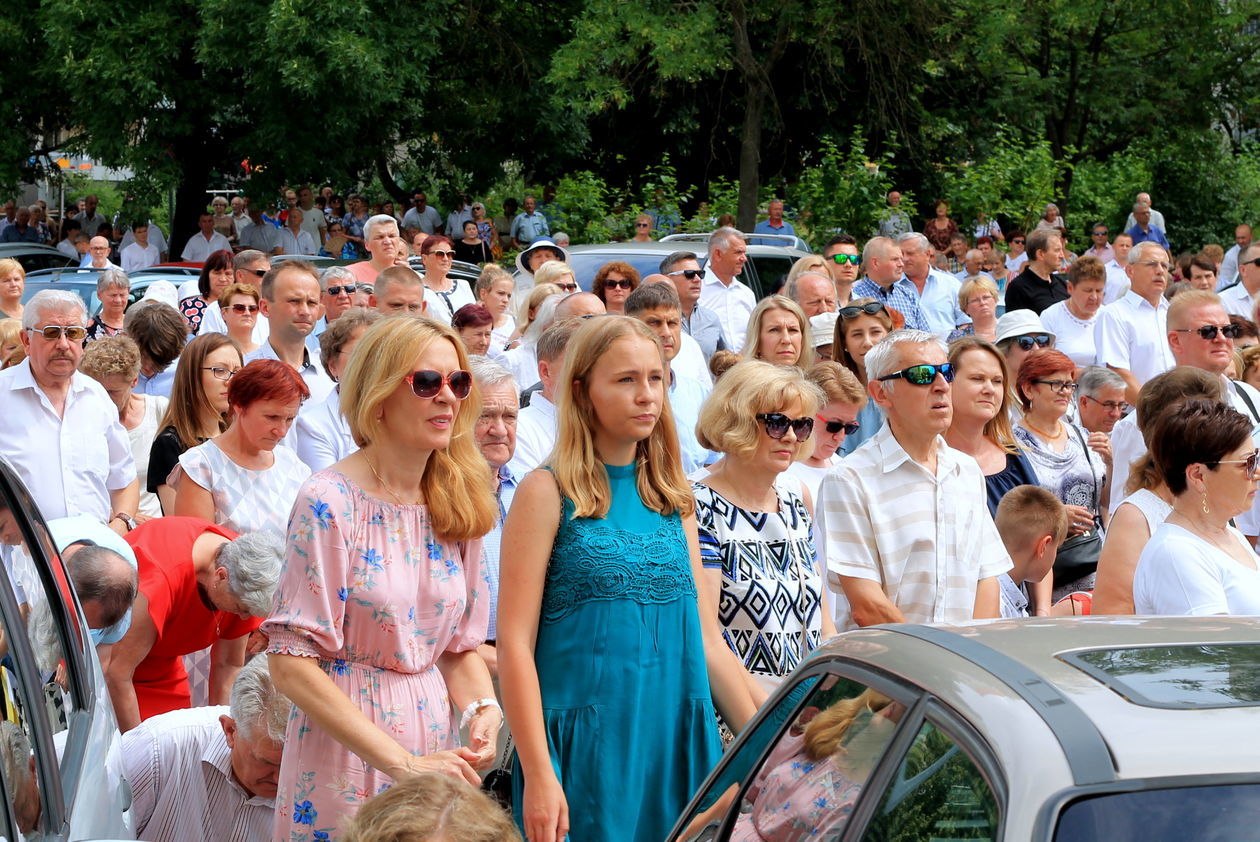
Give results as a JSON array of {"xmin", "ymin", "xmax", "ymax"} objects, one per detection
[
  {"xmin": 1209, "ymin": 449, "xmax": 1260, "ymax": 479},
  {"xmin": 557, "ymin": 282, "xmax": 579, "ymax": 292},
  {"xmin": 636, "ymin": 222, "xmax": 651, "ymax": 228},
  {"xmin": 426, "ymin": 250, "xmax": 456, "ymax": 259},
  {"xmin": 1173, "ymin": 323, "xmax": 1242, "ymax": 341},
  {"xmin": 1010, "ymin": 239, "xmax": 1025, "ymax": 245},
  {"xmin": 407, "ymin": 369, "xmax": 473, "ymax": 399},
  {"xmin": 668, "ymin": 269, "xmax": 704, "ymax": 280},
  {"xmin": 1033, "ymin": 378, "xmax": 1078, "ymax": 393},
  {"xmin": 227, "ymin": 303, "xmax": 259, "ymax": 314},
  {"xmin": 326, "ymin": 284, "xmax": 357, "ymax": 296},
  {"xmin": 1132, "ymin": 260, "xmax": 1171, "ymax": 271},
  {"xmin": 877, "ymin": 363, "xmax": 956, "ymax": 385},
  {"xmin": 604, "ymin": 279, "xmax": 633, "ymax": 290},
  {"xmin": 839, "ymin": 302, "xmax": 886, "ymax": 320},
  {"xmin": 756, "ymin": 412, "xmax": 814, "ymax": 440},
  {"xmin": 243, "ymin": 268, "xmax": 267, "ymax": 278},
  {"xmin": 1083, "ymin": 395, "xmax": 1130, "ymax": 413},
  {"xmin": 828, "ymin": 253, "xmax": 861, "ymax": 265},
  {"xmin": 816, "ymin": 415, "xmax": 860, "ymax": 436},
  {"xmin": 202, "ymin": 366, "xmax": 240, "ymax": 381},
  {"xmin": 1092, "ymin": 230, "xmax": 1109, "ymax": 237},
  {"xmin": 1013, "ymin": 333, "xmax": 1053, "ymax": 351},
  {"xmin": 28, "ymin": 325, "xmax": 87, "ymax": 341}
]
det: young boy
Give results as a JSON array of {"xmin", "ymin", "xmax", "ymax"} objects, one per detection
[{"xmin": 994, "ymin": 485, "xmax": 1069, "ymax": 618}]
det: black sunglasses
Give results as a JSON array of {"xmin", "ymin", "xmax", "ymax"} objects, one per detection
[
  {"xmin": 1014, "ymin": 333, "xmax": 1053, "ymax": 351},
  {"xmin": 816, "ymin": 416, "xmax": 860, "ymax": 435},
  {"xmin": 1174, "ymin": 323, "xmax": 1242, "ymax": 341},
  {"xmin": 604, "ymin": 279, "xmax": 633, "ymax": 290},
  {"xmin": 839, "ymin": 302, "xmax": 886, "ymax": 319},
  {"xmin": 407, "ymin": 369, "xmax": 473, "ymax": 399},
  {"xmin": 828, "ymin": 253, "xmax": 861, "ymax": 265},
  {"xmin": 243, "ymin": 268, "xmax": 267, "ymax": 278},
  {"xmin": 668, "ymin": 269, "xmax": 705, "ymax": 280},
  {"xmin": 877, "ymin": 363, "xmax": 956, "ymax": 385},
  {"xmin": 756, "ymin": 412, "xmax": 814, "ymax": 441},
  {"xmin": 1010, "ymin": 238, "xmax": 1025, "ymax": 244},
  {"xmin": 326, "ymin": 284, "xmax": 357, "ymax": 296}
]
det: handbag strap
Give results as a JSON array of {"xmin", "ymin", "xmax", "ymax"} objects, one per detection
[{"xmin": 1066, "ymin": 422, "xmax": 1098, "ymax": 512}]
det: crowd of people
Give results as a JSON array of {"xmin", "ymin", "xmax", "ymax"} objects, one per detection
[{"xmin": 0, "ymin": 184, "xmax": 1256, "ymax": 842}]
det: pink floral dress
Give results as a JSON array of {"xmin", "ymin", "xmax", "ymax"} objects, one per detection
[{"xmin": 262, "ymin": 470, "xmax": 488, "ymax": 842}]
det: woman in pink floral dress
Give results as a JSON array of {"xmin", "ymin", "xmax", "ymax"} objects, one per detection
[{"xmin": 264, "ymin": 317, "xmax": 501, "ymax": 841}]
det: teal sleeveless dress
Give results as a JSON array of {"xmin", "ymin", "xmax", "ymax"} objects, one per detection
[{"xmin": 512, "ymin": 462, "xmax": 723, "ymax": 841}]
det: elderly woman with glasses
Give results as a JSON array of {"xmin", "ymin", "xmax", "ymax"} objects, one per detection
[
  {"xmin": 419, "ymin": 235, "xmax": 476, "ymax": 324},
  {"xmin": 86, "ymin": 268, "xmax": 131, "ymax": 342}
]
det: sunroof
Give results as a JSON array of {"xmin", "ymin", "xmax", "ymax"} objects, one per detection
[{"xmin": 1061, "ymin": 643, "xmax": 1260, "ymax": 709}]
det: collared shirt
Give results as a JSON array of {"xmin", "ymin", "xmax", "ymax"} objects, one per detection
[
  {"xmin": 682, "ymin": 303, "xmax": 727, "ymax": 360},
  {"xmin": 507, "ymin": 392, "xmax": 557, "ymax": 478},
  {"xmin": 672, "ymin": 332, "xmax": 712, "ymax": 386},
  {"xmin": 908, "ymin": 269, "xmax": 967, "ymax": 339},
  {"xmin": 1003, "ymin": 267, "xmax": 1069, "ymax": 315},
  {"xmin": 1124, "ymin": 208, "xmax": 1168, "ymax": 236},
  {"xmin": 120, "ymin": 221, "xmax": 169, "ymax": 255},
  {"xmin": 276, "ymin": 228, "xmax": 317, "ymax": 256},
  {"xmin": 0, "ymin": 362, "xmax": 135, "ymax": 522},
  {"xmin": 402, "ymin": 205, "xmax": 442, "ymax": 234},
  {"xmin": 446, "ymin": 208, "xmax": 473, "ymax": 237},
  {"xmin": 1220, "ymin": 244, "xmax": 1243, "ymax": 290},
  {"xmin": 0, "ymin": 224, "xmax": 40, "ymax": 243},
  {"xmin": 1103, "ymin": 260, "xmax": 1130, "ymax": 304},
  {"xmin": 121, "ymin": 242, "xmax": 162, "ymax": 273},
  {"xmin": 181, "ymin": 231, "xmax": 232, "ymax": 262},
  {"xmin": 850, "ymin": 277, "xmax": 930, "ymax": 331},
  {"xmin": 110, "ymin": 705, "xmax": 275, "ymax": 842},
  {"xmin": 698, "ymin": 268, "xmax": 757, "ymax": 350},
  {"xmin": 750, "ymin": 219, "xmax": 796, "ymax": 245},
  {"xmin": 74, "ymin": 210, "xmax": 109, "ymax": 236},
  {"xmin": 1084, "ymin": 243, "xmax": 1115, "ymax": 264},
  {"xmin": 245, "ymin": 340, "xmax": 335, "ymax": 405},
  {"xmin": 669, "ymin": 371, "xmax": 713, "ymax": 473},
  {"xmin": 1093, "ymin": 290, "xmax": 1174, "ymax": 385},
  {"xmin": 1219, "ymin": 281, "xmax": 1257, "ymax": 319},
  {"xmin": 815, "ymin": 424, "xmax": 1011, "ymax": 630},
  {"xmin": 483, "ymin": 465, "xmax": 517, "ymax": 641},
  {"xmin": 510, "ymin": 211, "xmax": 550, "ymax": 246},
  {"xmin": 292, "ymin": 385, "xmax": 357, "ymax": 472},
  {"xmin": 1125, "ymin": 223, "xmax": 1170, "ymax": 250},
  {"xmin": 237, "ymin": 222, "xmax": 278, "ymax": 254},
  {"xmin": 136, "ymin": 366, "xmax": 176, "ymax": 398}
]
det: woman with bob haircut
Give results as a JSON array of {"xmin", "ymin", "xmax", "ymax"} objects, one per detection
[
  {"xmin": 171, "ymin": 358, "xmax": 311, "ymax": 538},
  {"xmin": 694, "ymin": 360, "xmax": 836, "ymax": 692},
  {"xmin": 264, "ymin": 316, "xmax": 500, "ymax": 840},
  {"xmin": 179, "ymin": 249, "xmax": 235, "ymax": 334},
  {"xmin": 787, "ymin": 361, "xmax": 867, "ymax": 499},
  {"xmin": 592, "ymin": 260, "xmax": 640, "ymax": 315},
  {"xmin": 217, "ymin": 281, "xmax": 262, "ymax": 356},
  {"xmin": 1135, "ymin": 399, "xmax": 1260, "ymax": 616},
  {"xmin": 740, "ymin": 295, "xmax": 814, "ymax": 369},
  {"xmin": 498, "ymin": 316, "xmax": 758, "ymax": 842}
]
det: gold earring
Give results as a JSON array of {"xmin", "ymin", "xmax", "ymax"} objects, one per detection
[{"xmin": 1202, "ymin": 493, "xmax": 1210, "ymax": 516}]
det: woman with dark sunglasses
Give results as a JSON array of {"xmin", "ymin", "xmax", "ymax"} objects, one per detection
[
  {"xmin": 693, "ymin": 360, "xmax": 837, "ymax": 694},
  {"xmin": 420, "ymin": 235, "xmax": 476, "ymax": 325},
  {"xmin": 592, "ymin": 260, "xmax": 640, "ymax": 314},
  {"xmin": 264, "ymin": 317, "xmax": 501, "ymax": 838},
  {"xmin": 217, "ymin": 282, "xmax": 261, "ymax": 356},
  {"xmin": 787, "ymin": 362, "xmax": 867, "ymax": 501}
]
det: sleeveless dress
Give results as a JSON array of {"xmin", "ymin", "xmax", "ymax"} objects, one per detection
[{"xmin": 512, "ymin": 462, "xmax": 722, "ymax": 841}]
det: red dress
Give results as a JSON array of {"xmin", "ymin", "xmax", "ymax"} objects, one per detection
[{"xmin": 125, "ymin": 517, "xmax": 262, "ymax": 721}]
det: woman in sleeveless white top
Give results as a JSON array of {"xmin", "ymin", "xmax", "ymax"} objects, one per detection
[{"xmin": 1093, "ymin": 486, "xmax": 1173, "ymax": 615}]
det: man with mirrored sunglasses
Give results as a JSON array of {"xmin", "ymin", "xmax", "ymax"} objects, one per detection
[
  {"xmin": 821, "ymin": 234, "xmax": 860, "ymax": 306},
  {"xmin": 816, "ymin": 329, "xmax": 1009, "ymax": 632}
]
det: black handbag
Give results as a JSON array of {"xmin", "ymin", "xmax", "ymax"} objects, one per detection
[
  {"xmin": 1052, "ymin": 424, "xmax": 1103, "ymax": 589},
  {"xmin": 481, "ymin": 733, "xmax": 514, "ymax": 809}
]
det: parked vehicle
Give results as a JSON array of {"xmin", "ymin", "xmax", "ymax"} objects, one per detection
[{"xmin": 0, "ymin": 244, "xmax": 79, "ymax": 274}]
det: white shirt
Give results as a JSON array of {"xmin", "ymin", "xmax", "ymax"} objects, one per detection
[
  {"xmin": 237, "ymin": 221, "xmax": 279, "ymax": 254},
  {"xmin": 910, "ymin": 269, "xmax": 966, "ymax": 340},
  {"xmin": 1219, "ymin": 244, "xmax": 1242, "ymax": 290},
  {"xmin": 671, "ymin": 333, "xmax": 713, "ymax": 386},
  {"xmin": 1219, "ymin": 280, "xmax": 1257, "ymax": 319},
  {"xmin": 0, "ymin": 362, "xmax": 135, "ymax": 522},
  {"xmin": 197, "ymin": 301, "xmax": 270, "ymax": 344},
  {"xmin": 1005, "ymin": 252, "xmax": 1028, "ymax": 274},
  {"xmin": 109, "ymin": 705, "xmax": 275, "ymax": 842},
  {"xmin": 245, "ymin": 340, "xmax": 335, "ymax": 405},
  {"xmin": 1039, "ymin": 300, "xmax": 1098, "ymax": 368},
  {"xmin": 446, "ymin": 208, "xmax": 473, "ymax": 237},
  {"xmin": 504, "ymin": 344, "xmax": 540, "ymax": 394},
  {"xmin": 1134, "ymin": 522, "xmax": 1260, "ymax": 616},
  {"xmin": 293, "ymin": 386, "xmax": 357, "ymax": 472},
  {"xmin": 276, "ymin": 228, "xmax": 317, "ymax": 255},
  {"xmin": 180, "ymin": 231, "xmax": 231, "ymax": 262},
  {"xmin": 402, "ymin": 205, "xmax": 442, "ymax": 234},
  {"xmin": 698, "ymin": 268, "xmax": 757, "ymax": 350},
  {"xmin": 1093, "ymin": 291, "xmax": 1174, "ymax": 386},
  {"xmin": 296, "ymin": 205, "xmax": 326, "ymax": 244},
  {"xmin": 121, "ymin": 242, "xmax": 161, "ymax": 273},
  {"xmin": 507, "ymin": 393, "xmax": 558, "ymax": 478},
  {"xmin": 422, "ymin": 279, "xmax": 477, "ymax": 326},
  {"xmin": 119, "ymin": 222, "xmax": 168, "ymax": 255},
  {"xmin": 1103, "ymin": 260, "xmax": 1130, "ymax": 304},
  {"xmin": 814, "ymin": 424, "xmax": 1012, "ymax": 630}
]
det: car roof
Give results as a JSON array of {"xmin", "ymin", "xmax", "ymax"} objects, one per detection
[{"xmin": 816, "ymin": 618, "xmax": 1260, "ymax": 785}]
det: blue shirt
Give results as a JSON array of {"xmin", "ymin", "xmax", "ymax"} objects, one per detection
[
  {"xmin": 136, "ymin": 366, "xmax": 176, "ymax": 398},
  {"xmin": 1127, "ymin": 223, "xmax": 1170, "ymax": 250},
  {"xmin": 510, "ymin": 211, "xmax": 550, "ymax": 246},
  {"xmin": 683, "ymin": 304, "xmax": 727, "ymax": 360},
  {"xmin": 483, "ymin": 466, "xmax": 517, "ymax": 641},
  {"xmin": 851, "ymin": 277, "xmax": 930, "ymax": 331},
  {"xmin": 912, "ymin": 270, "xmax": 968, "ymax": 339},
  {"xmin": 750, "ymin": 219, "xmax": 797, "ymax": 245}
]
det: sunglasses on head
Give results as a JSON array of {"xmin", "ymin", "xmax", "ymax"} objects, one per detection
[
  {"xmin": 604, "ymin": 279, "xmax": 633, "ymax": 290},
  {"xmin": 28, "ymin": 325, "xmax": 86, "ymax": 342},
  {"xmin": 407, "ymin": 369, "xmax": 473, "ymax": 399},
  {"xmin": 1210, "ymin": 448, "xmax": 1260, "ymax": 479},
  {"xmin": 1014, "ymin": 333, "xmax": 1053, "ymax": 351},
  {"xmin": 668, "ymin": 269, "xmax": 704, "ymax": 280},
  {"xmin": 839, "ymin": 301, "xmax": 886, "ymax": 319},
  {"xmin": 828, "ymin": 253, "xmax": 861, "ymax": 265},
  {"xmin": 756, "ymin": 412, "xmax": 814, "ymax": 441},
  {"xmin": 816, "ymin": 416, "xmax": 860, "ymax": 435},
  {"xmin": 877, "ymin": 363, "xmax": 956, "ymax": 385},
  {"xmin": 1174, "ymin": 323, "xmax": 1242, "ymax": 341},
  {"xmin": 326, "ymin": 284, "xmax": 357, "ymax": 296},
  {"xmin": 227, "ymin": 303, "xmax": 259, "ymax": 314}
]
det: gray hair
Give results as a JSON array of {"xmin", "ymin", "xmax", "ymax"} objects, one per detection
[
  {"xmin": 896, "ymin": 232, "xmax": 930, "ymax": 253},
  {"xmin": 864, "ymin": 328, "xmax": 947, "ymax": 393},
  {"xmin": 216, "ymin": 532, "xmax": 283, "ymax": 617},
  {"xmin": 96, "ymin": 268, "xmax": 131, "ymax": 295},
  {"xmin": 24, "ymin": 289, "xmax": 87, "ymax": 329},
  {"xmin": 784, "ymin": 271, "xmax": 833, "ymax": 304},
  {"xmin": 660, "ymin": 250, "xmax": 698, "ymax": 274},
  {"xmin": 1077, "ymin": 365, "xmax": 1126, "ymax": 399},
  {"xmin": 68, "ymin": 545, "xmax": 137, "ymax": 629},
  {"xmin": 468, "ymin": 355, "xmax": 516, "ymax": 392},
  {"xmin": 1133, "ymin": 201, "xmax": 1151, "ymax": 213},
  {"xmin": 552, "ymin": 232, "xmax": 571, "ymax": 247},
  {"xmin": 319, "ymin": 265, "xmax": 355, "ymax": 292},
  {"xmin": 1129, "ymin": 240, "xmax": 1168, "ymax": 266},
  {"xmin": 965, "ymin": 249, "xmax": 983, "ymax": 262},
  {"xmin": 362, "ymin": 213, "xmax": 399, "ymax": 242},
  {"xmin": 234, "ymin": 249, "xmax": 268, "ymax": 271},
  {"xmin": 708, "ymin": 226, "xmax": 744, "ymax": 253},
  {"xmin": 523, "ymin": 294, "xmax": 565, "ymax": 346},
  {"xmin": 229, "ymin": 656, "xmax": 290, "ymax": 742}
]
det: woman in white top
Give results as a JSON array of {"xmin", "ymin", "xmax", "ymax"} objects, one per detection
[
  {"xmin": 172, "ymin": 359, "xmax": 311, "ymax": 537},
  {"xmin": 786, "ymin": 361, "xmax": 866, "ymax": 501},
  {"xmin": 1039, "ymin": 256, "xmax": 1106, "ymax": 369},
  {"xmin": 418, "ymin": 235, "xmax": 476, "ymax": 324},
  {"xmin": 1094, "ymin": 368, "xmax": 1223, "ymax": 614},
  {"xmin": 474, "ymin": 265, "xmax": 516, "ymax": 352},
  {"xmin": 79, "ymin": 336, "xmax": 170, "ymax": 520},
  {"xmin": 1134, "ymin": 399, "xmax": 1260, "ymax": 615}
]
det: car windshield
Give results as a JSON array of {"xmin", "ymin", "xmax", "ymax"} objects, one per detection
[
  {"xmin": 1062, "ymin": 643, "xmax": 1260, "ymax": 708},
  {"xmin": 1055, "ymin": 784, "xmax": 1260, "ymax": 840}
]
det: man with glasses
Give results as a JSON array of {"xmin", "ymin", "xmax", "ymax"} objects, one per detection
[
  {"xmin": 1075, "ymin": 366, "xmax": 1129, "ymax": 435},
  {"xmin": 822, "ymin": 234, "xmax": 861, "ymax": 305},
  {"xmin": 1094, "ymin": 240, "xmax": 1176, "ymax": 404},
  {"xmin": 1004, "ymin": 228, "xmax": 1068, "ymax": 315},
  {"xmin": 660, "ymin": 250, "xmax": 725, "ymax": 360},
  {"xmin": 1084, "ymin": 223, "xmax": 1114, "ymax": 263},
  {"xmin": 1220, "ymin": 242, "xmax": 1260, "ymax": 318},
  {"xmin": 815, "ymin": 329, "xmax": 1008, "ymax": 630},
  {"xmin": 0, "ymin": 290, "xmax": 138, "ymax": 534}
]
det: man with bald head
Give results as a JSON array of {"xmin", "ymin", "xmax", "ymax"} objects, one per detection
[
  {"xmin": 553, "ymin": 291, "xmax": 605, "ymax": 321},
  {"xmin": 851, "ymin": 236, "xmax": 929, "ymax": 330},
  {"xmin": 785, "ymin": 272, "xmax": 836, "ymax": 317},
  {"xmin": 1220, "ymin": 225, "xmax": 1254, "ymax": 291},
  {"xmin": 82, "ymin": 235, "xmax": 121, "ymax": 270},
  {"xmin": 370, "ymin": 266, "xmax": 427, "ymax": 316}
]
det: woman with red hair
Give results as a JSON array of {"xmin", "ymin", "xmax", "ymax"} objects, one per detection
[
  {"xmin": 593, "ymin": 260, "xmax": 640, "ymax": 314},
  {"xmin": 171, "ymin": 359, "xmax": 312, "ymax": 537}
]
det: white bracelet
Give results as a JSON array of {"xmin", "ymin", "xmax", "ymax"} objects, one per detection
[{"xmin": 459, "ymin": 698, "xmax": 501, "ymax": 730}]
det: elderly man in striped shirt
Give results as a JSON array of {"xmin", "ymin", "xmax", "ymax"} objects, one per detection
[{"xmin": 815, "ymin": 329, "xmax": 1011, "ymax": 630}]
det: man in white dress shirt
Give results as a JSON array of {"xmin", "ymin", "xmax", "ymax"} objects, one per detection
[
  {"xmin": 698, "ymin": 226, "xmax": 757, "ymax": 350},
  {"xmin": 120, "ymin": 222, "xmax": 162, "ymax": 273},
  {"xmin": 1093, "ymin": 241, "xmax": 1176, "ymax": 404},
  {"xmin": 245, "ymin": 261, "xmax": 334, "ymax": 404},
  {"xmin": 180, "ymin": 213, "xmax": 232, "ymax": 262},
  {"xmin": 1220, "ymin": 242, "xmax": 1260, "ymax": 319},
  {"xmin": 0, "ymin": 290, "xmax": 137, "ymax": 533},
  {"xmin": 293, "ymin": 308, "xmax": 380, "ymax": 471},
  {"xmin": 110, "ymin": 656, "xmax": 288, "ymax": 842},
  {"xmin": 897, "ymin": 232, "xmax": 966, "ymax": 339},
  {"xmin": 276, "ymin": 208, "xmax": 317, "ymax": 255},
  {"xmin": 1218, "ymin": 224, "xmax": 1252, "ymax": 291},
  {"xmin": 508, "ymin": 320, "xmax": 581, "ymax": 478},
  {"xmin": 1102, "ymin": 232, "xmax": 1133, "ymax": 304}
]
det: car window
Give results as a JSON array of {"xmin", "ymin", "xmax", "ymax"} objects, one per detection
[
  {"xmin": 748, "ymin": 255, "xmax": 795, "ymax": 299},
  {"xmin": 859, "ymin": 718, "xmax": 999, "ymax": 841},
  {"xmin": 1054, "ymin": 783, "xmax": 1260, "ymax": 840}
]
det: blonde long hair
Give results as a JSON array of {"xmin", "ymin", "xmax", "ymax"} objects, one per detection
[
  {"xmin": 339, "ymin": 316, "xmax": 495, "ymax": 541},
  {"xmin": 804, "ymin": 688, "xmax": 894, "ymax": 761},
  {"xmin": 948, "ymin": 336, "xmax": 1021, "ymax": 455},
  {"xmin": 740, "ymin": 295, "xmax": 815, "ymax": 368},
  {"xmin": 549, "ymin": 316, "xmax": 693, "ymax": 519}
]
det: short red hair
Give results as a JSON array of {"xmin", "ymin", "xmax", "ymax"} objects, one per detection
[
  {"xmin": 1016, "ymin": 349, "xmax": 1075, "ymax": 411},
  {"xmin": 227, "ymin": 359, "xmax": 310, "ymax": 409}
]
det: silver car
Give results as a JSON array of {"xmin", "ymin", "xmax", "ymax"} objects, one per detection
[{"xmin": 672, "ymin": 617, "xmax": 1260, "ymax": 841}]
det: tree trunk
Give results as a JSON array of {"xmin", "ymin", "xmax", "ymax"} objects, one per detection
[
  {"xmin": 376, "ymin": 153, "xmax": 409, "ymax": 205},
  {"xmin": 168, "ymin": 136, "xmax": 214, "ymax": 261},
  {"xmin": 737, "ymin": 80, "xmax": 767, "ymax": 232}
]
